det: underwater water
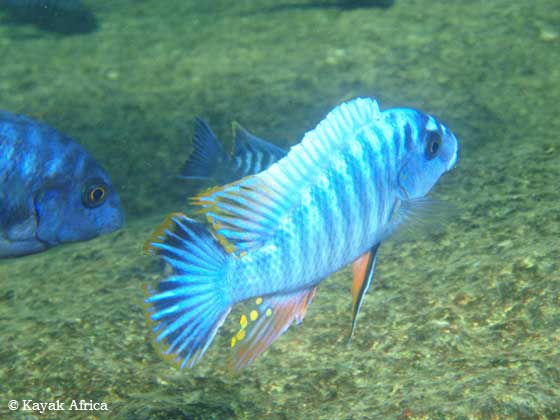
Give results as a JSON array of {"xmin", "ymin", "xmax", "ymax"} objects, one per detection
[{"xmin": 0, "ymin": 0, "xmax": 559, "ymax": 418}]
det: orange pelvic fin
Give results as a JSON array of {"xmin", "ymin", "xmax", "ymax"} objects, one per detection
[{"xmin": 350, "ymin": 244, "xmax": 380, "ymax": 340}]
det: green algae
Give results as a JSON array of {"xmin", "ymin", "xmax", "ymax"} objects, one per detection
[{"xmin": 1, "ymin": 0, "xmax": 559, "ymax": 419}]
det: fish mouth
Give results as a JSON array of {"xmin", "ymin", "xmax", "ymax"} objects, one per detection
[
  {"xmin": 447, "ymin": 148, "xmax": 458, "ymax": 171},
  {"xmin": 98, "ymin": 210, "xmax": 125, "ymax": 235},
  {"xmin": 446, "ymin": 133, "xmax": 459, "ymax": 171}
]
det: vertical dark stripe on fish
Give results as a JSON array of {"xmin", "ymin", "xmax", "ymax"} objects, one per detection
[
  {"xmin": 403, "ymin": 121, "xmax": 413, "ymax": 153},
  {"xmin": 263, "ymin": 151, "xmax": 274, "ymax": 171}
]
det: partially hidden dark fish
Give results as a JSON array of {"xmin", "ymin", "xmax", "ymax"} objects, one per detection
[
  {"xmin": 0, "ymin": 111, "xmax": 123, "ymax": 258},
  {"xmin": 1, "ymin": 0, "xmax": 98, "ymax": 34},
  {"xmin": 181, "ymin": 118, "xmax": 287, "ymax": 185}
]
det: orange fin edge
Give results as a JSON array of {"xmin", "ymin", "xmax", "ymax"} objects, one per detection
[
  {"xmin": 350, "ymin": 244, "xmax": 380, "ymax": 339},
  {"xmin": 144, "ymin": 212, "xmax": 187, "ymax": 254}
]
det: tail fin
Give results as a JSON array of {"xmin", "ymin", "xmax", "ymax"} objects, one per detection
[
  {"xmin": 144, "ymin": 213, "xmax": 231, "ymax": 369},
  {"xmin": 180, "ymin": 118, "xmax": 229, "ymax": 180}
]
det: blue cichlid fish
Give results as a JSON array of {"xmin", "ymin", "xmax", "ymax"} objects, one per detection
[
  {"xmin": 180, "ymin": 117, "xmax": 286, "ymax": 185},
  {"xmin": 1, "ymin": 0, "xmax": 97, "ymax": 34},
  {"xmin": 144, "ymin": 98, "xmax": 459, "ymax": 370},
  {"xmin": 0, "ymin": 111, "xmax": 123, "ymax": 258}
]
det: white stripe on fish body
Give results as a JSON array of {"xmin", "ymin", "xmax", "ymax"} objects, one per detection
[
  {"xmin": 232, "ymin": 156, "xmax": 242, "ymax": 173},
  {"xmin": 228, "ymin": 115, "xmax": 402, "ymax": 302},
  {"xmin": 253, "ymin": 150, "xmax": 263, "ymax": 173},
  {"xmin": 45, "ymin": 153, "xmax": 64, "ymax": 177},
  {"xmin": 21, "ymin": 151, "xmax": 37, "ymax": 177}
]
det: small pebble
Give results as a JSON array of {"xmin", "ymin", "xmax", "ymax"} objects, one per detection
[{"xmin": 537, "ymin": 22, "xmax": 558, "ymax": 41}]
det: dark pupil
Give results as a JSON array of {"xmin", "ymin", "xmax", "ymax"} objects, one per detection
[
  {"xmin": 91, "ymin": 187, "xmax": 104, "ymax": 202},
  {"xmin": 431, "ymin": 140, "xmax": 440, "ymax": 153}
]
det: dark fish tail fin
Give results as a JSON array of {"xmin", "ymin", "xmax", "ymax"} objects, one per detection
[
  {"xmin": 144, "ymin": 213, "xmax": 231, "ymax": 368},
  {"xmin": 181, "ymin": 118, "xmax": 287, "ymax": 184},
  {"xmin": 180, "ymin": 118, "xmax": 229, "ymax": 180}
]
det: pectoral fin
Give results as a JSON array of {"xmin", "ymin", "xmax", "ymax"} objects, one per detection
[{"xmin": 350, "ymin": 244, "xmax": 380, "ymax": 340}]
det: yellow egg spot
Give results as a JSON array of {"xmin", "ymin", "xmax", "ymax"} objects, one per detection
[
  {"xmin": 255, "ymin": 297, "xmax": 263, "ymax": 305},
  {"xmin": 231, "ymin": 336, "xmax": 237, "ymax": 348},
  {"xmin": 250, "ymin": 310, "xmax": 258, "ymax": 321},
  {"xmin": 266, "ymin": 308, "xmax": 272, "ymax": 317},
  {"xmin": 240, "ymin": 314, "xmax": 248, "ymax": 328},
  {"xmin": 236, "ymin": 329, "xmax": 246, "ymax": 341}
]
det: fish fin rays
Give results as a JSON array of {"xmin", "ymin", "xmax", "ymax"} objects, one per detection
[
  {"xmin": 192, "ymin": 175, "xmax": 290, "ymax": 251},
  {"xmin": 180, "ymin": 118, "xmax": 228, "ymax": 180},
  {"xmin": 181, "ymin": 118, "xmax": 287, "ymax": 184},
  {"xmin": 387, "ymin": 197, "xmax": 457, "ymax": 244},
  {"xmin": 143, "ymin": 212, "xmax": 183, "ymax": 254},
  {"xmin": 232, "ymin": 121, "xmax": 287, "ymax": 162},
  {"xmin": 143, "ymin": 213, "xmax": 231, "ymax": 369},
  {"xmin": 230, "ymin": 286, "xmax": 317, "ymax": 370},
  {"xmin": 193, "ymin": 98, "xmax": 382, "ymax": 250},
  {"xmin": 350, "ymin": 244, "xmax": 380, "ymax": 340}
]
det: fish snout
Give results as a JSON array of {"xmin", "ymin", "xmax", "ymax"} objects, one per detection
[{"xmin": 443, "ymin": 128, "xmax": 459, "ymax": 171}]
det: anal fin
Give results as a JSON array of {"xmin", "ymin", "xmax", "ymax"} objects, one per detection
[
  {"xmin": 350, "ymin": 244, "xmax": 380, "ymax": 340},
  {"xmin": 230, "ymin": 286, "xmax": 317, "ymax": 370}
]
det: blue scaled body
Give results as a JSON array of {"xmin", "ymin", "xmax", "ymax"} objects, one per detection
[
  {"xmin": 145, "ymin": 98, "xmax": 459, "ymax": 370},
  {"xmin": 0, "ymin": 111, "xmax": 123, "ymax": 258}
]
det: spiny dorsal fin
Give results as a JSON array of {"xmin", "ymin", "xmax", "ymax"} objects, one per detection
[
  {"xmin": 191, "ymin": 176, "xmax": 286, "ymax": 252},
  {"xmin": 232, "ymin": 121, "xmax": 287, "ymax": 164}
]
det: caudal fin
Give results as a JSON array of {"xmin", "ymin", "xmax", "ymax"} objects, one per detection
[
  {"xmin": 180, "ymin": 118, "xmax": 228, "ymax": 180},
  {"xmin": 144, "ymin": 213, "xmax": 231, "ymax": 368}
]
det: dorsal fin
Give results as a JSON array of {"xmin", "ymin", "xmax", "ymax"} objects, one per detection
[
  {"xmin": 192, "ymin": 98, "xmax": 382, "ymax": 251},
  {"xmin": 232, "ymin": 121, "xmax": 287, "ymax": 166}
]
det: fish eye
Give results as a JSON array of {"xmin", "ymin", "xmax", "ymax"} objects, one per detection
[
  {"xmin": 82, "ymin": 181, "xmax": 108, "ymax": 208},
  {"xmin": 425, "ymin": 131, "xmax": 442, "ymax": 160}
]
